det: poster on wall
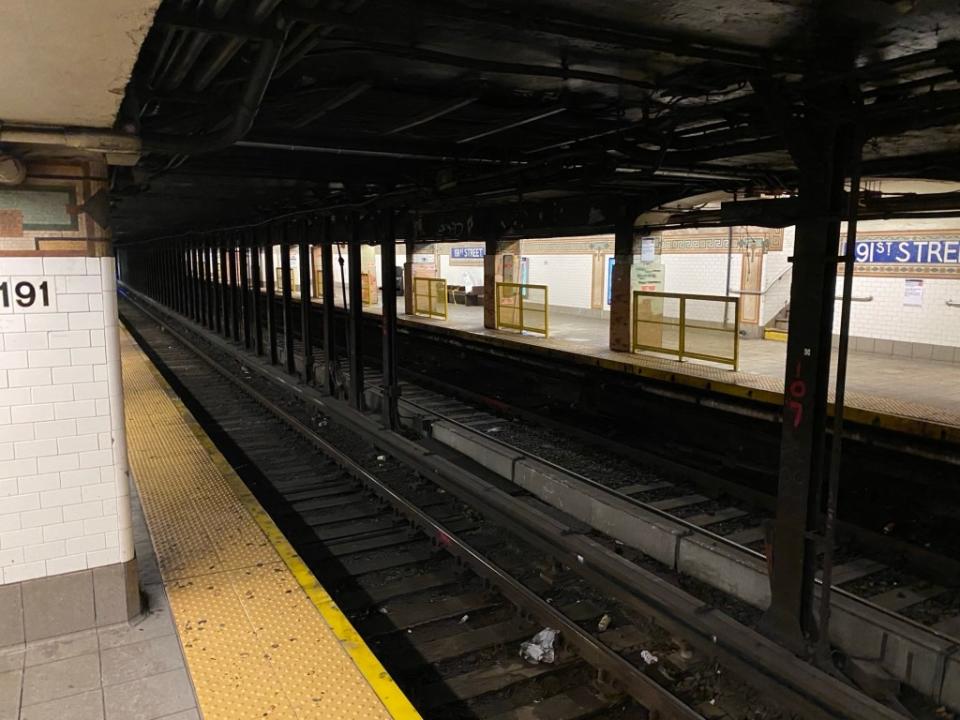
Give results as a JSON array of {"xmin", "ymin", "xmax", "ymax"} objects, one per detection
[
  {"xmin": 640, "ymin": 236, "xmax": 657, "ymax": 263},
  {"xmin": 605, "ymin": 257, "xmax": 665, "ymax": 306},
  {"xmin": 903, "ymin": 278, "xmax": 924, "ymax": 306}
]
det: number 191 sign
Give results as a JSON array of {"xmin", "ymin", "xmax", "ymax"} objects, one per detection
[{"xmin": 0, "ymin": 277, "xmax": 56, "ymax": 313}]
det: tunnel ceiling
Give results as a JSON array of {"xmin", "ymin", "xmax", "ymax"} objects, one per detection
[{"xmin": 110, "ymin": 0, "xmax": 960, "ymax": 242}]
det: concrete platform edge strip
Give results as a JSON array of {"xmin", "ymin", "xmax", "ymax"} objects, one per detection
[
  {"xmin": 429, "ymin": 420, "xmax": 960, "ymax": 711},
  {"xmin": 381, "ymin": 310, "xmax": 960, "ymax": 444},
  {"xmin": 128, "ymin": 333, "xmax": 423, "ymax": 720}
]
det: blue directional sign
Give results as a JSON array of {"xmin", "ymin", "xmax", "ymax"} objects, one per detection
[
  {"xmin": 451, "ymin": 246, "xmax": 485, "ymax": 259},
  {"xmin": 852, "ymin": 238, "xmax": 960, "ymax": 265}
]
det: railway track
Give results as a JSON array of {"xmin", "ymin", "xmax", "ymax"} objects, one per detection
[
  {"xmin": 120, "ymin": 286, "xmax": 918, "ymax": 720},
  {"xmin": 121, "ymin": 299, "xmax": 719, "ymax": 720}
]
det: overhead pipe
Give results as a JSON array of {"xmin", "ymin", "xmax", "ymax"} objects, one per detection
[
  {"xmin": 0, "ymin": 125, "xmax": 142, "ymax": 155},
  {"xmin": 190, "ymin": 0, "xmax": 281, "ymax": 91},
  {"xmin": 143, "ymin": 23, "xmax": 287, "ymax": 155}
]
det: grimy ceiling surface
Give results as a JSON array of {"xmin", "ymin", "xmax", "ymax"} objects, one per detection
[{"xmin": 111, "ymin": 0, "xmax": 960, "ymax": 241}]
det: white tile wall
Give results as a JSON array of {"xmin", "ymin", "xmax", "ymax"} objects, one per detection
[{"xmin": 0, "ymin": 256, "xmax": 133, "ymax": 584}]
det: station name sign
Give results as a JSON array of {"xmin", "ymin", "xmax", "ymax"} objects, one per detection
[
  {"xmin": 451, "ymin": 246, "xmax": 485, "ymax": 259},
  {"xmin": 852, "ymin": 238, "xmax": 960, "ymax": 265}
]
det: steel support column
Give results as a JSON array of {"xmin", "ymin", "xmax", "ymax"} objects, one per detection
[
  {"xmin": 348, "ymin": 213, "xmax": 365, "ymax": 409},
  {"xmin": 251, "ymin": 231, "xmax": 264, "ymax": 356},
  {"xmin": 482, "ymin": 235, "xmax": 498, "ymax": 329},
  {"xmin": 298, "ymin": 222, "xmax": 314, "ymax": 384},
  {"xmin": 238, "ymin": 233, "xmax": 251, "ymax": 349},
  {"xmin": 205, "ymin": 239, "xmax": 216, "ymax": 329},
  {"xmin": 380, "ymin": 212, "xmax": 399, "ymax": 429},
  {"xmin": 210, "ymin": 238, "xmax": 226, "ymax": 333},
  {"xmin": 228, "ymin": 240, "xmax": 240, "ymax": 341},
  {"xmin": 609, "ymin": 208, "xmax": 636, "ymax": 352},
  {"xmin": 403, "ymin": 227, "xmax": 415, "ymax": 316},
  {"xmin": 190, "ymin": 241, "xmax": 200, "ymax": 322},
  {"xmin": 761, "ymin": 120, "xmax": 849, "ymax": 654},
  {"xmin": 320, "ymin": 221, "xmax": 337, "ymax": 397},
  {"xmin": 264, "ymin": 229, "xmax": 279, "ymax": 364},
  {"xmin": 280, "ymin": 228, "xmax": 296, "ymax": 375},
  {"xmin": 220, "ymin": 236, "xmax": 233, "ymax": 338}
]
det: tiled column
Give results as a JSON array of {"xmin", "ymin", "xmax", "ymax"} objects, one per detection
[
  {"xmin": 483, "ymin": 237, "xmax": 520, "ymax": 329},
  {"xmin": 0, "ymin": 159, "xmax": 139, "ymax": 648}
]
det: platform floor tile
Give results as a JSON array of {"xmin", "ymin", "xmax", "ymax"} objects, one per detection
[{"xmin": 120, "ymin": 329, "xmax": 417, "ymax": 720}]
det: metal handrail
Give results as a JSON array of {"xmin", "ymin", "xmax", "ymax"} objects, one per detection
[
  {"xmin": 834, "ymin": 295, "xmax": 873, "ymax": 302},
  {"xmin": 413, "ymin": 277, "xmax": 448, "ymax": 319},
  {"xmin": 947, "ymin": 299, "xmax": 960, "ymax": 308},
  {"xmin": 495, "ymin": 282, "xmax": 549, "ymax": 336},
  {"xmin": 632, "ymin": 290, "xmax": 739, "ymax": 369}
]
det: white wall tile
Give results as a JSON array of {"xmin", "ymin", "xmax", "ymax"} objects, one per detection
[
  {"xmin": 73, "ymin": 382, "xmax": 107, "ymax": 400},
  {"xmin": 36, "ymin": 453, "xmax": 78, "ymax": 473},
  {"xmin": 4, "ymin": 560, "xmax": 46, "ymax": 583},
  {"xmin": 86, "ymin": 547, "xmax": 119, "ymax": 568},
  {"xmin": 0, "ymin": 351, "xmax": 28, "ymax": 370},
  {"xmin": 56, "ymin": 294, "xmax": 89, "ymax": 312},
  {"xmin": 65, "ymin": 275, "xmax": 102, "ymax": 294},
  {"xmin": 19, "ymin": 507, "xmax": 62, "ymax": 529},
  {"xmin": 0, "ymin": 388, "xmax": 31, "ymax": 406},
  {"xmin": 34, "ymin": 419, "xmax": 77, "ymax": 439},
  {"xmin": 4, "ymin": 333, "xmax": 48, "ymax": 351},
  {"xmin": 0, "ymin": 316, "xmax": 25, "ymax": 333},
  {"xmin": 43, "ymin": 257, "xmax": 88, "ymax": 276},
  {"xmin": 60, "ymin": 468, "xmax": 101, "ymax": 488},
  {"xmin": 54, "ymin": 399, "xmax": 97, "ymax": 420},
  {"xmin": 45, "ymin": 554, "xmax": 86, "ymax": 575},
  {"xmin": 0, "ymin": 443, "xmax": 11, "ymax": 461},
  {"xmin": 0, "ymin": 407, "xmax": 10, "ymax": 425},
  {"xmin": 25, "ymin": 314, "xmax": 68, "ymax": 332},
  {"xmin": 24, "ymin": 540, "xmax": 66, "ymax": 562},
  {"xmin": 57, "ymin": 435, "xmax": 99, "ymax": 455},
  {"xmin": 0, "ymin": 458, "xmax": 37, "ymax": 480},
  {"xmin": 41, "ymin": 488, "xmax": 82, "ymax": 508},
  {"xmin": 65, "ymin": 534, "xmax": 104, "ymax": 555},
  {"xmin": 31, "ymin": 384, "xmax": 74, "ymax": 404},
  {"xmin": 0, "ymin": 515, "xmax": 20, "ymax": 533},
  {"xmin": 0, "ymin": 547, "xmax": 24, "ymax": 568},
  {"xmin": 70, "ymin": 347, "xmax": 106, "ymax": 365},
  {"xmin": 1, "ymin": 258, "xmax": 44, "ymax": 274},
  {"xmin": 13, "ymin": 439, "xmax": 58, "ymax": 459},
  {"xmin": 0, "ymin": 479, "xmax": 17, "ymax": 498},
  {"xmin": 62, "ymin": 501, "xmax": 103, "ymax": 522},
  {"xmin": 19, "ymin": 473, "xmax": 60, "ymax": 493},
  {"xmin": 49, "ymin": 330, "xmax": 91, "ymax": 349},
  {"xmin": 9, "ymin": 368, "xmax": 51, "ymax": 388},
  {"xmin": 11, "ymin": 403, "xmax": 53, "ymax": 423},
  {"xmin": 2, "ymin": 424, "xmax": 34, "ymax": 442},
  {"xmin": 81, "ymin": 483, "xmax": 116, "ymax": 502},
  {"xmin": 52, "ymin": 365, "xmax": 93, "ymax": 384},
  {"xmin": 0, "ymin": 526, "xmax": 43, "ymax": 548},
  {"xmin": 42, "ymin": 520, "xmax": 85, "ymax": 542},
  {"xmin": 68, "ymin": 312, "xmax": 104, "ymax": 331},
  {"xmin": 26, "ymin": 349, "xmax": 71, "ymax": 368}
]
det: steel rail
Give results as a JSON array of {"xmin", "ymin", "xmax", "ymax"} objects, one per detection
[
  {"xmin": 119, "ymin": 291, "xmax": 706, "ymax": 720},
  {"xmin": 120, "ymin": 285, "xmax": 910, "ymax": 720}
]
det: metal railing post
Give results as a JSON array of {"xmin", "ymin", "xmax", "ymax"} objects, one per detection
[{"xmin": 679, "ymin": 297, "xmax": 686, "ymax": 362}]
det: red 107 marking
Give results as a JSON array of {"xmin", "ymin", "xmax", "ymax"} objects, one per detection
[{"xmin": 788, "ymin": 361, "xmax": 806, "ymax": 429}]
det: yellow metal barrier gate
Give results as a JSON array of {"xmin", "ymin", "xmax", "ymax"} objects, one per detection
[
  {"xmin": 496, "ymin": 282, "xmax": 549, "ymax": 336},
  {"xmin": 413, "ymin": 277, "xmax": 448, "ymax": 319},
  {"xmin": 632, "ymin": 291, "xmax": 739, "ymax": 369}
]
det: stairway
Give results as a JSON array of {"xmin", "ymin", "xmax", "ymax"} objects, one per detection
[{"xmin": 764, "ymin": 304, "xmax": 789, "ymax": 341}]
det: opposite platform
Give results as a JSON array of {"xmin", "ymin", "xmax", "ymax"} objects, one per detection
[{"xmin": 120, "ymin": 327, "xmax": 421, "ymax": 720}]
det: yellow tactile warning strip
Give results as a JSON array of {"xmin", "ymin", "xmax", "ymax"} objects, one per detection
[{"xmin": 120, "ymin": 327, "xmax": 422, "ymax": 720}]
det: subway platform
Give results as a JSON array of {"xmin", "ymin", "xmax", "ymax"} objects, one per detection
[
  {"xmin": 360, "ymin": 301, "xmax": 960, "ymax": 441},
  {"xmin": 0, "ymin": 328, "xmax": 419, "ymax": 720}
]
